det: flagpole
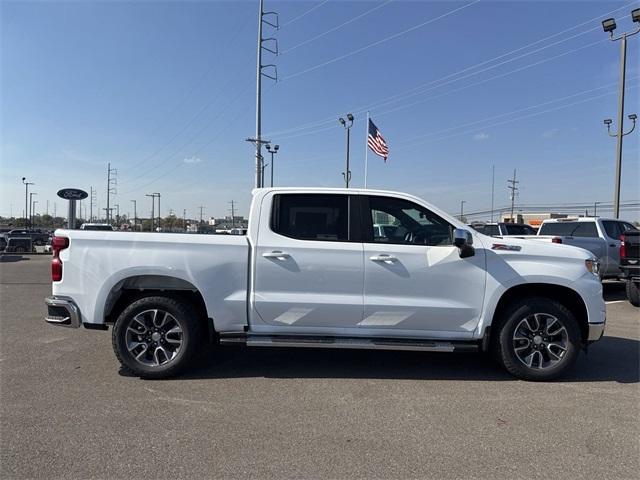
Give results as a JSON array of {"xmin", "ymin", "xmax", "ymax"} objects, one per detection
[{"xmin": 364, "ymin": 111, "xmax": 370, "ymax": 188}]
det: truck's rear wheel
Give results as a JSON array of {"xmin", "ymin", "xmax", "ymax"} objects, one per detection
[
  {"xmin": 112, "ymin": 296, "xmax": 204, "ymax": 379},
  {"xmin": 627, "ymin": 281, "xmax": 640, "ymax": 307},
  {"xmin": 493, "ymin": 298, "xmax": 581, "ymax": 381}
]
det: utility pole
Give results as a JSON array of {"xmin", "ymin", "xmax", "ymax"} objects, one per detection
[
  {"xmin": 460, "ymin": 200, "xmax": 466, "ymax": 221},
  {"xmin": 507, "ymin": 169, "xmax": 519, "ymax": 223},
  {"xmin": 490, "ymin": 164, "xmax": 495, "ymax": 223},
  {"xmin": 246, "ymin": 138, "xmax": 271, "ymax": 187},
  {"xmin": 199, "ymin": 206, "xmax": 204, "ymax": 225},
  {"xmin": 131, "ymin": 200, "xmax": 137, "ymax": 231},
  {"xmin": 146, "ymin": 194, "xmax": 156, "ymax": 231},
  {"xmin": 106, "ymin": 163, "xmax": 117, "ymax": 224},
  {"xmin": 229, "ymin": 200, "xmax": 236, "ymax": 228},
  {"xmin": 22, "ymin": 178, "xmax": 34, "ymax": 228},
  {"xmin": 53, "ymin": 202, "xmax": 57, "ymax": 219},
  {"xmin": 154, "ymin": 193, "xmax": 161, "ymax": 231},
  {"xmin": 46, "ymin": 200, "xmax": 49, "ymax": 216},
  {"xmin": 183, "ymin": 209, "xmax": 187, "ymax": 232},
  {"xmin": 252, "ymin": 0, "xmax": 278, "ymax": 188}
]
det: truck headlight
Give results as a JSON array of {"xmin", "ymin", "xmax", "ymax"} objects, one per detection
[{"xmin": 585, "ymin": 259, "xmax": 599, "ymax": 276}]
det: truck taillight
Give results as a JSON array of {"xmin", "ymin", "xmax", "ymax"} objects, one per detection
[
  {"xmin": 552, "ymin": 237, "xmax": 563, "ymax": 244},
  {"xmin": 51, "ymin": 236, "xmax": 69, "ymax": 282},
  {"xmin": 620, "ymin": 234, "xmax": 626, "ymax": 259}
]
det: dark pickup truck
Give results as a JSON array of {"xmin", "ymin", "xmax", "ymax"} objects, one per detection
[{"xmin": 620, "ymin": 230, "xmax": 640, "ymax": 306}]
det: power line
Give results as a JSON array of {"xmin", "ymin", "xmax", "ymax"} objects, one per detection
[
  {"xmin": 282, "ymin": 0, "xmax": 330, "ymax": 27},
  {"xmin": 267, "ymin": 2, "xmax": 636, "ymax": 137},
  {"xmin": 282, "ymin": 0, "xmax": 482, "ymax": 80},
  {"xmin": 281, "ymin": 0, "xmax": 394, "ymax": 54}
]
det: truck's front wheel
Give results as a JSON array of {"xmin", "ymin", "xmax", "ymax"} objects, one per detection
[
  {"xmin": 112, "ymin": 296, "xmax": 204, "ymax": 379},
  {"xmin": 493, "ymin": 298, "xmax": 582, "ymax": 381}
]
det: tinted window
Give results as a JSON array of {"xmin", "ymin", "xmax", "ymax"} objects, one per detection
[
  {"xmin": 504, "ymin": 224, "xmax": 536, "ymax": 235},
  {"xmin": 367, "ymin": 196, "xmax": 452, "ymax": 246},
  {"xmin": 539, "ymin": 221, "xmax": 598, "ymax": 238},
  {"xmin": 272, "ymin": 194, "xmax": 349, "ymax": 241},
  {"xmin": 621, "ymin": 222, "xmax": 637, "ymax": 233},
  {"xmin": 602, "ymin": 221, "xmax": 620, "ymax": 238}
]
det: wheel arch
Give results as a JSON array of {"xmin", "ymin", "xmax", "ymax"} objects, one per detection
[
  {"xmin": 490, "ymin": 283, "xmax": 589, "ymax": 343},
  {"xmin": 104, "ymin": 275, "xmax": 214, "ymax": 340}
]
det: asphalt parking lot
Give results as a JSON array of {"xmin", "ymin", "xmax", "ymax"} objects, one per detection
[{"xmin": 1, "ymin": 254, "xmax": 638, "ymax": 479}]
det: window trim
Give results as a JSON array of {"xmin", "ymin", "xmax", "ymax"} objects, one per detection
[
  {"xmin": 360, "ymin": 195, "xmax": 454, "ymax": 246},
  {"xmin": 269, "ymin": 193, "xmax": 360, "ymax": 243}
]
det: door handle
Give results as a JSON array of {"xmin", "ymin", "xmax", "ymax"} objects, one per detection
[
  {"xmin": 370, "ymin": 254, "xmax": 397, "ymax": 264},
  {"xmin": 262, "ymin": 251, "xmax": 290, "ymax": 259}
]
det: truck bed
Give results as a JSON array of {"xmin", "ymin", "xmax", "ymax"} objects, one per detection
[{"xmin": 54, "ymin": 230, "xmax": 250, "ymax": 331}]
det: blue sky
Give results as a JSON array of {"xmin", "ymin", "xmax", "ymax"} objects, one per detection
[{"xmin": 1, "ymin": 0, "xmax": 639, "ymax": 221}]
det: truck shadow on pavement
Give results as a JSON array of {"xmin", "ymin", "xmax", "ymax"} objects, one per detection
[
  {"xmin": 166, "ymin": 334, "xmax": 639, "ymax": 384},
  {"xmin": 0, "ymin": 254, "xmax": 30, "ymax": 263},
  {"xmin": 602, "ymin": 281, "xmax": 627, "ymax": 302}
]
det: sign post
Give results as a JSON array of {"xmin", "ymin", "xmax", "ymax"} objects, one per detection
[{"xmin": 57, "ymin": 188, "xmax": 88, "ymax": 229}]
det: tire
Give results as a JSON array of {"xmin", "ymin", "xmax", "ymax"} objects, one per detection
[
  {"xmin": 627, "ymin": 281, "xmax": 640, "ymax": 307},
  {"xmin": 492, "ymin": 297, "xmax": 582, "ymax": 381},
  {"xmin": 112, "ymin": 295, "xmax": 204, "ymax": 379}
]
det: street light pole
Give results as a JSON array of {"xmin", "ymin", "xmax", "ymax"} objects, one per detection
[
  {"xmin": 601, "ymin": 10, "xmax": 640, "ymax": 218},
  {"xmin": 339, "ymin": 114, "xmax": 354, "ymax": 187},
  {"xmin": 266, "ymin": 144, "xmax": 279, "ymax": 187},
  {"xmin": 29, "ymin": 192, "xmax": 37, "ymax": 227},
  {"xmin": 146, "ymin": 194, "xmax": 155, "ymax": 231},
  {"xmin": 130, "ymin": 200, "xmax": 137, "ymax": 231},
  {"xmin": 22, "ymin": 178, "xmax": 34, "ymax": 228},
  {"xmin": 31, "ymin": 200, "xmax": 38, "ymax": 227}
]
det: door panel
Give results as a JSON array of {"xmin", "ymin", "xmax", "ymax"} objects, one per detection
[
  {"xmin": 253, "ymin": 193, "xmax": 364, "ymax": 329},
  {"xmin": 362, "ymin": 195, "xmax": 486, "ymax": 333}
]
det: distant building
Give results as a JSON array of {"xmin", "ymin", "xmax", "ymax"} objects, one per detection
[{"xmin": 500, "ymin": 213, "xmax": 568, "ymax": 226}]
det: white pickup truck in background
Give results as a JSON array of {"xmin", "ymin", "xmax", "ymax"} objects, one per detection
[
  {"xmin": 45, "ymin": 188, "xmax": 606, "ymax": 381},
  {"xmin": 536, "ymin": 217, "xmax": 637, "ymax": 279}
]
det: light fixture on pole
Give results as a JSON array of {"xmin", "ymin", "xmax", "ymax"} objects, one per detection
[
  {"xmin": 266, "ymin": 143, "xmax": 279, "ymax": 187},
  {"xmin": 601, "ymin": 8, "xmax": 640, "ymax": 218},
  {"xmin": 338, "ymin": 113, "xmax": 354, "ymax": 187}
]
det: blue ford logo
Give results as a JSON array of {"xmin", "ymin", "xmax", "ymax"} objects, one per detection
[{"xmin": 57, "ymin": 188, "xmax": 88, "ymax": 200}]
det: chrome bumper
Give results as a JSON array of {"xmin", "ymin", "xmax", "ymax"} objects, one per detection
[
  {"xmin": 587, "ymin": 322, "xmax": 605, "ymax": 342},
  {"xmin": 45, "ymin": 296, "xmax": 81, "ymax": 328}
]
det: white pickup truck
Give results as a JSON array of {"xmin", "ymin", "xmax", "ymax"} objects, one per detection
[{"xmin": 45, "ymin": 188, "xmax": 606, "ymax": 381}]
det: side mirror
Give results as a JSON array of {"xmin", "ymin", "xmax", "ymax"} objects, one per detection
[{"xmin": 453, "ymin": 228, "xmax": 475, "ymax": 258}]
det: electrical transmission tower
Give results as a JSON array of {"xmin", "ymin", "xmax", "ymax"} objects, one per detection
[
  {"xmin": 251, "ymin": 0, "xmax": 279, "ymax": 188},
  {"xmin": 90, "ymin": 187, "xmax": 97, "ymax": 222},
  {"xmin": 507, "ymin": 169, "xmax": 519, "ymax": 223},
  {"xmin": 106, "ymin": 163, "xmax": 117, "ymax": 225}
]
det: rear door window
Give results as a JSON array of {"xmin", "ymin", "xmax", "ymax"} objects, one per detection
[
  {"xmin": 602, "ymin": 221, "xmax": 621, "ymax": 239},
  {"xmin": 271, "ymin": 194, "xmax": 351, "ymax": 242},
  {"xmin": 539, "ymin": 222, "xmax": 599, "ymax": 237}
]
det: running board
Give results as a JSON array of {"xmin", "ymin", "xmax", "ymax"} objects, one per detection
[{"xmin": 219, "ymin": 334, "xmax": 478, "ymax": 353}]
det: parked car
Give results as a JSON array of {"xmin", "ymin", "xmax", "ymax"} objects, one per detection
[
  {"xmin": 536, "ymin": 218, "xmax": 637, "ymax": 279},
  {"xmin": 45, "ymin": 188, "xmax": 605, "ymax": 381},
  {"xmin": 470, "ymin": 222, "xmax": 537, "ymax": 237},
  {"xmin": 5, "ymin": 236, "xmax": 33, "ymax": 253},
  {"xmin": 0, "ymin": 234, "xmax": 7, "ymax": 252},
  {"xmin": 80, "ymin": 223, "xmax": 115, "ymax": 231},
  {"xmin": 620, "ymin": 229, "xmax": 640, "ymax": 306},
  {"xmin": 7, "ymin": 229, "xmax": 49, "ymax": 246}
]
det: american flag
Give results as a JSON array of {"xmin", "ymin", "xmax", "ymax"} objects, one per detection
[{"xmin": 367, "ymin": 119, "xmax": 389, "ymax": 162}]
